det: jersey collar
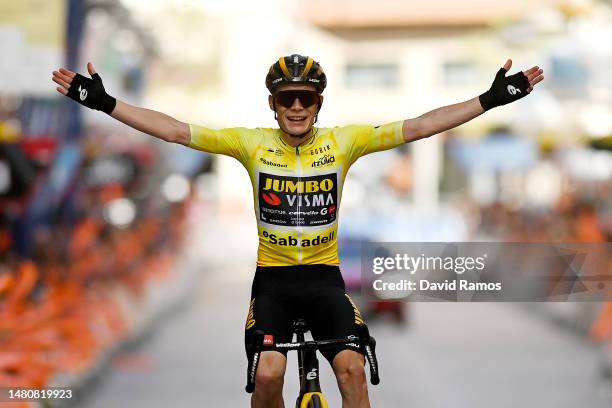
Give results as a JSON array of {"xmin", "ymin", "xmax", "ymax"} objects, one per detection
[{"xmin": 275, "ymin": 128, "xmax": 319, "ymax": 153}]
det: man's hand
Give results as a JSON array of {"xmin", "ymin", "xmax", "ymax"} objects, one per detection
[
  {"xmin": 54, "ymin": 63, "xmax": 190, "ymax": 144},
  {"xmin": 52, "ymin": 62, "xmax": 116, "ymax": 114},
  {"xmin": 479, "ymin": 59, "xmax": 544, "ymax": 111},
  {"xmin": 402, "ymin": 59, "xmax": 545, "ymax": 143}
]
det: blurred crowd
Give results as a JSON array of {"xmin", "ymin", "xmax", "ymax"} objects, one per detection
[
  {"xmin": 0, "ymin": 132, "xmax": 192, "ymax": 391},
  {"xmin": 450, "ymin": 139, "xmax": 612, "ymax": 373},
  {"xmin": 475, "ymin": 191, "xmax": 610, "ymax": 243}
]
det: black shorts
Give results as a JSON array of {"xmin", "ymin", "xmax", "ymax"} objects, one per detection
[{"xmin": 244, "ymin": 264, "xmax": 365, "ymax": 365}]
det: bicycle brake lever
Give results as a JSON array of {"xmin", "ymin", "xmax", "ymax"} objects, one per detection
[
  {"xmin": 245, "ymin": 331, "xmax": 265, "ymax": 393},
  {"xmin": 364, "ymin": 341, "xmax": 380, "ymax": 385},
  {"xmin": 356, "ymin": 324, "xmax": 380, "ymax": 385}
]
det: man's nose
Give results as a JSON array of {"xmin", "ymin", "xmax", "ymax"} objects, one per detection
[{"xmin": 290, "ymin": 97, "xmax": 304, "ymax": 110}]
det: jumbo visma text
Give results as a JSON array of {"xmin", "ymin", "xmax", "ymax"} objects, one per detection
[{"xmin": 262, "ymin": 176, "xmax": 335, "ymax": 193}]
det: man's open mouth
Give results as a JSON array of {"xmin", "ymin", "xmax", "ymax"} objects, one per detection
[{"xmin": 288, "ymin": 116, "xmax": 307, "ymax": 122}]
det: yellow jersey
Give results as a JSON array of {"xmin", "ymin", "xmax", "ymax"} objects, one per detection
[{"xmin": 189, "ymin": 122, "xmax": 404, "ymax": 266}]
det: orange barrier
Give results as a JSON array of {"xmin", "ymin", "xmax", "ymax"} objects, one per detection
[
  {"xmin": 0, "ymin": 400, "xmax": 35, "ymax": 408},
  {"xmin": 4, "ymin": 261, "xmax": 37, "ymax": 315},
  {"xmin": 0, "ymin": 274, "xmax": 15, "ymax": 297},
  {"xmin": 591, "ymin": 302, "xmax": 612, "ymax": 343},
  {"xmin": 0, "ymin": 200, "xmax": 190, "ymax": 393}
]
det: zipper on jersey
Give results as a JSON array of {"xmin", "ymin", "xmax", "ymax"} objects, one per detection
[{"xmin": 296, "ymin": 145, "xmax": 302, "ymax": 264}]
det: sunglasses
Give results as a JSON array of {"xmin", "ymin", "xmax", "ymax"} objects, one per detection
[{"xmin": 274, "ymin": 90, "xmax": 320, "ymax": 109}]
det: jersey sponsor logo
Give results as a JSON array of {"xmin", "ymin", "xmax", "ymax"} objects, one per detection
[
  {"xmin": 267, "ymin": 148, "xmax": 284, "ymax": 156},
  {"xmin": 286, "ymin": 194, "xmax": 333, "ymax": 207},
  {"xmin": 261, "ymin": 229, "xmax": 335, "ymax": 247},
  {"xmin": 311, "ymin": 154, "xmax": 335, "ymax": 168},
  {"xmin": 260, "ymin": 157, "xmax": 288, "ymax": 168},
  {"xmin": 263, "ymin": 335, "xmax": 274, "ymax": 345},
  {"xmin": 259, "ymin": 172, "xmax": 337, "ymax": 227},
  {"xmin": 310, "ymin": 145, "xmax": 330, "ymax": 155},
  {"xmin": 262, "ymin": 177, "xmax": 334, "ymax": 193},
  {"xmin": 262, "ymin": 192, "xmax": 282, "ymax": 206}
]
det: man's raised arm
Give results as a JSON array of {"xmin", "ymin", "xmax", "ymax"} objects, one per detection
[
  {"xmin": 401, "ymin": 59, "xmax": 544, "ymax": 144},
  {"xmin": 52, "ymin": 62, "xmax": 191, "ymax": 146}
]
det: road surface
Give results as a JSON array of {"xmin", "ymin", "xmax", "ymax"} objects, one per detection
[{"xmin": 81, "ymin": 208, "xmax": 612, "ymax": 408}]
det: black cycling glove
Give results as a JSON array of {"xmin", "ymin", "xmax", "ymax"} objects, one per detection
[
  {"xmin": 479, "ymin": 67, "xmax": 530, "ymax": 111},
  {"xmin": 66, "ymin": 72, "xmax": 116, "ymax": 114}
]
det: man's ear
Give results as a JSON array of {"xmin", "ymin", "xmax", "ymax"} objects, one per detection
[
  {"xmin": 268, "ymin": 95, "xmax": 275, "ymax": 111},
  {"xmin": 317, "ymin": 95, "xmax": 324, "ymax": 112}
]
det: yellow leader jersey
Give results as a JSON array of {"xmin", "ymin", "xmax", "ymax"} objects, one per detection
[{"xmin": 189, "ymin": 122, "xmax": 404, "ymax": 266}]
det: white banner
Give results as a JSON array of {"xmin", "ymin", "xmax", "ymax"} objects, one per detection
[{"xmin": 0, "ymin": 1, "xmax": 66, "ymax": 96}]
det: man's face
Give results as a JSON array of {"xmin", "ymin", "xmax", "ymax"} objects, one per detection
[{"xmin": 269, "ymin": 84, "xmax": 322, "ymax": 138}]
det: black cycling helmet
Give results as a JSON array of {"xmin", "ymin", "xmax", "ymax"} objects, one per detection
[{"xmin": 265, "ymin": 54, "xmax": 327, "ymax": 95}]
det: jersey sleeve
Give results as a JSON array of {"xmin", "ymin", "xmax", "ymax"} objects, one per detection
[
  {"xmin": 341, "ymin": 121, "xmax": 405, "ymax": 165},
  {"xmin": 188, "ymin": 124, "xmax": 256, "ymax": 164}
]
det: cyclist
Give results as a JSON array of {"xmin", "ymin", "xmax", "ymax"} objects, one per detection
[{"xmin": 52, "ymin": 54, "xmax": 543, "ymax": 408}]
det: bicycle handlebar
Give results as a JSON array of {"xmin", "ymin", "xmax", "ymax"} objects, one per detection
[
  {"xmin": 245, "ymin": 324, "xmax": 380, "ymax": 393},
  {"xmin": 260, "ymin": 336, "xmax": 360, "ymax": 351}
]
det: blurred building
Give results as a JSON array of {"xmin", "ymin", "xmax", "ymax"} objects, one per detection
[
  {"xmin": 128, "ymin": 0, "xmax": 554, "ymax": 214},
  {"xmin": 300, "ymin": 0, "xmax": 552, "ymax": 215},
  {"xmin": 0, "ymin": 0, "xmax": 158, "ymax": 256},
  {"xmin": 116, "ymin": 0, "xmax": 612, "ymax": 220}
]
